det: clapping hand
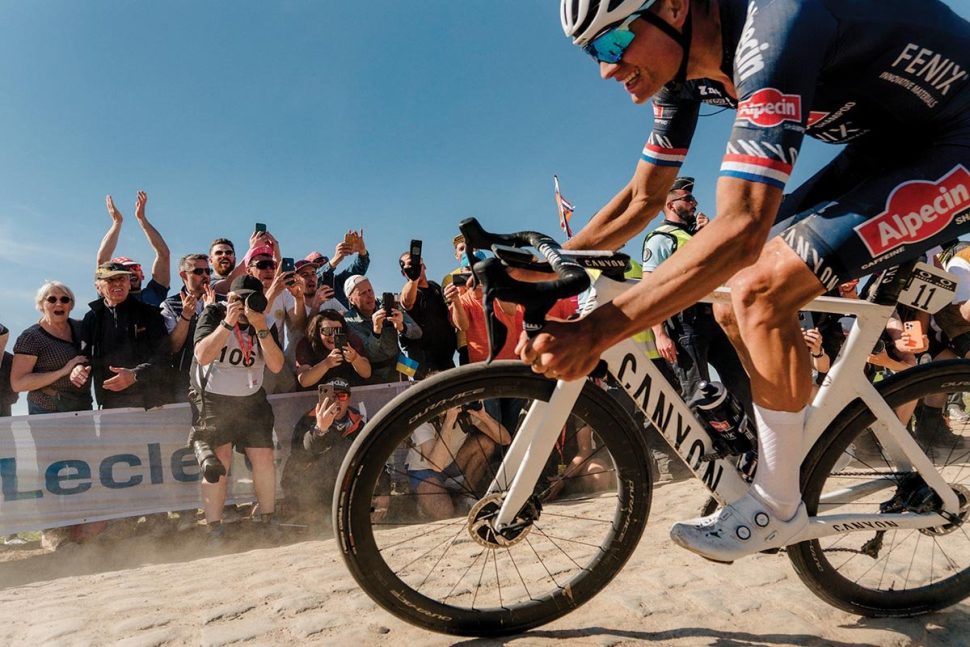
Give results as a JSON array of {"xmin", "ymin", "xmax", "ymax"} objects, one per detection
[
  {"xmin": 105, "ymin": 195, "xmax": 123, "ymax": 223},
  {"xmin": 134, "ymin": 191, "xmax": 148, "ymax": 221}
]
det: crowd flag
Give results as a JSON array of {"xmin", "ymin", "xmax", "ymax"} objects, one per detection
[{"xmin": 554, "ymin": 175, "xmax": 574, "ymax": 238}]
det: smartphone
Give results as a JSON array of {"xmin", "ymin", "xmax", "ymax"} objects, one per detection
[
  {"xmin": 344, "ymin": 232, "xmax": 355, "ymax": 247},
  {"xmin": 254, "ymin": 222, "xmax": 267, "ymax": 234},
  {"xmin": 382, "ymin": 292, "xmax": 395, "ymax": 315},
  {"xmin": 281, "ymin": 257, "xmax": 295, "ymax": 273},
  {"xmin": 408, "ymin": 239, "xmax": 423, "ymax": 278},
  {"xmin": 904, "ymin": 320, "xmax": 923, "ymax": 349},
  {"xmin": 452, "ymin": 273, "xmax": 471, "ymax": 288},
  {"xmin": 318, "ymin": 383, "xmax": 335, "ymax": 406},
  {"xmin": 333, "ymin": 331, "xmax": 347, "ymax": 350},
  {"xmin": 798, "ymin": 311, "xmax": 813, "ymax": 331}
]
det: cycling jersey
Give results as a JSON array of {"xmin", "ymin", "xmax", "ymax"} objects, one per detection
[{"xmin": 642, "ymin": 0, "xmax": 970, "ymax": 285}]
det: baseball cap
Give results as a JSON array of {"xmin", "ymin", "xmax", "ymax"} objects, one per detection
[
  {"xmin": 230, "ymin": 275, "xmax": 264, "ymax": 296},
  {"xmin": 110, "ymin": 256, "xmax": 140, "ymax": 267},
  {"xmin": 671, "ymin": 176, "xmax": 695, "ymax": 192},
  {"xmin": 296, "ymin": 252, "xmax": 327, "ymax": 271},
  {"xmin": 344, "ymin": 274, "xmax": 369, "ymax": 297},
  {"xmin": 326, "ymin": 377, "xmax": 351, "ymax": 394},
  {"xmin": 96, "ymin": 262, "xmax": 134, "ymax": 280},
  {"xmin": 243, "ymin": 246, "xmax": 275, "ymax": 266}
]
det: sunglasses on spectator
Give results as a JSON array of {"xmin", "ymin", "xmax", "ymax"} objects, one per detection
[
  {"xmin": 188, "ymin": 267, "xmax": 213, "ymax": 276},
  {"xmin": 321, "ymin": 326, "xmax": 344, "ymax": 336},
  {"xmin": 212, "ymin": 250, "xmax": 235, "ymax": 256},
  {"xmin": 333, "ymin": 392, "xmax": 350, "ymax": 402},
  {"xmin": 582, "ymin": 10, "xmax": 649, "ymax": 64},
  {"xmin": 46, "ymin": 296, "xmax": 72, "ymax": 304},
  {"xmin": 672, "ymin": 194, "xmax": 697, "ymax": 205},
  {"xmin": 251, "ymin": 260, "xmax": 277, "ymax": 270}
]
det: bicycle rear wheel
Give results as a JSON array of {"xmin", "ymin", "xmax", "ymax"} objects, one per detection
[
  {"xmin": 334, "ymin": 362, "xmax": 652, "ymax": 636},
  {"xmin": 789, "ymin": 360, "xmax": 970, "ymax": 616}
]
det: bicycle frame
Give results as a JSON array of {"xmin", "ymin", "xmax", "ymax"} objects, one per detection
[{"xmin": 487, "ymin": 271, "xmax": 961, "ymax": 542}]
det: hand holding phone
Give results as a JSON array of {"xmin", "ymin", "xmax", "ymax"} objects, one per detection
[
  {"xmin": 382, "ymin": 292, "xmax": 396, "ymax": 316},
  {"xmin": 405, "ymin": 239, "xmax": 423, "ymax": 281},
  {"xmin": 281, "ymin": 257, "xmax": 295, "ymax": 273},
  {"xmin": 317, "ymin": 383, "xmax": 335, "ymax": 407},
  {"xmin": 254, "ymin": 222, "xmax": 267, "ymax": 235},
  {"xmin": 903, "ymin": 320, "xmax": 924, "ymax": 350}
]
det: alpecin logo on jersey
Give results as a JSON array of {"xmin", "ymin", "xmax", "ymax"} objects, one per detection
[
  {"xmin": 736, "ymin": 88, "xmax": 802, "ymax": 128},
  {"xmin": 854, "ymin": 165, "xmax": 970, "ymax": 257}
]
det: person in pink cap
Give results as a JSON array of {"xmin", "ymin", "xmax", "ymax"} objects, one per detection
[{"xmin": 96, "ymin": 191, "xmax": 171, "ymax": 307}]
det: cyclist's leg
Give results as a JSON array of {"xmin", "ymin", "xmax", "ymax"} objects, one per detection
[{"xmin": 672, "ymin": 136, "xmax": 970, "ymax": 561}]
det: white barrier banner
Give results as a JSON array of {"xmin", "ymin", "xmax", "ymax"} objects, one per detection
[{"xmin": 0, "ymin": 382, "xmax": 409, "ymax": 535}]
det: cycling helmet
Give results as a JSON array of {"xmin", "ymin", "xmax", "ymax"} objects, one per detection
[{"xmin": 560, "ymin": 0, "xmax": 657, "ymax": 46}]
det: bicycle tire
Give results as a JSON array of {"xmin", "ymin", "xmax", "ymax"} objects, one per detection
[
  {"xmin": 334, "ymin": 361, "xmax": 652, "ymax": 636},
  {"xmin": 788, "ymin": 359, "xmax": 970, "ymax": 616}
]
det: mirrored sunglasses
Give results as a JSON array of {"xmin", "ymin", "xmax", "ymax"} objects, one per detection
[
  {"xmin": 189, "ymin": 267, "xmax": 213, "ymax": 276},
  {"xmin": 46, "ymin": 296, "xmax": 72, "ymax": 304},
  {"xmin": 252, "ymin": 260, "xmax": 277, "ymax": 270},
  {"xmin": 582, "ymin": 11, "xmax": 646, "ymax": 64},
  {"xmin": 321, "ymin": 326, "xmax": 344, "ymax": 336},
  {"xmin": 334, "ymin": 392, "xmax": 350, "ymax": 401}
]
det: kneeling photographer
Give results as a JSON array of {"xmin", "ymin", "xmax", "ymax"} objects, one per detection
[
  {"xmin": 281, "ymin": 378, "xmax": 369, "ymax": 530},
  {"xmin": 189, "ymin": 275, "xmax": 284, "ymax": 544},
  {"xmin": 406, "ymin": 401, "xmax": 510, "ymax": 520}
]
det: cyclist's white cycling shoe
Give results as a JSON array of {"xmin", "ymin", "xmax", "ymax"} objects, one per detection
[{"xmin": 669, "ymin": 491, "xmax": 808, "ymax": 563}]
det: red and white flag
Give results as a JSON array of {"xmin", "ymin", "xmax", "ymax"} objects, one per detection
[{"xmin": 554, "ymin": 175, "xmax": 574, "ymax": 238}]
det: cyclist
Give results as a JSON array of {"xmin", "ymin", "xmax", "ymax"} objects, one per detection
[{"xmin": 518, "ymin": 0, "xmax": 970, "ymax": 562}]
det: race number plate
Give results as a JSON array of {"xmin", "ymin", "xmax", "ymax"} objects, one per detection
[{"xmin": 899, "ymin": 262, "xmax": 958, "ymax": 314}]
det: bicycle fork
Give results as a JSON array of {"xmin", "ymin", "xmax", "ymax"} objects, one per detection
[{"xmin": 486, "ymin": 378, "xmax": 585, "ymax": 531}]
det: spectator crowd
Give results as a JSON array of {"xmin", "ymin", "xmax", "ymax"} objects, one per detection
[{"xmin": 3, "ymin": 184, "xmax": 970, "ymax": 548}]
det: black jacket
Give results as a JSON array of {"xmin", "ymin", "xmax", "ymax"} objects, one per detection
[{"xmin": 81, "ymin": 296, "xmax": 170, "ymax": 409}]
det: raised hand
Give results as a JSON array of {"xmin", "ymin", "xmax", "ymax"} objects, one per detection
[
  {"xmin": 180, "ymin": 290, "xmax": 198, "ymax": 316},
  {"xmin": 105, "ymin": 195, "xmax": 123, "ymax": 223},
  {"xmin": 202, "ymin": 284, "xmax": 217, "ymax": 306},
  {"xmin": 135, "ymin": 191, "xmax": 148, "ymax": 221}
]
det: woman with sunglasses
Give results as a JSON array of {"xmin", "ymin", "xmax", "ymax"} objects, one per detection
[
  {"xmin": 10, "ymin": 281, "xmax": 92, "ymax": 414},
  {"xmin": 295, "ymin": 310, "xmax": 371, "ymax": 388}
]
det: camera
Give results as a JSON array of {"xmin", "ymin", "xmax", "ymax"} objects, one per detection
[
  {"xmin": 244, "ymin": 291, "xmax": 268, "ymax": 313},
  {"xmin": 193, "ymin": 440, "xmax": 226, "ymax": 483}
]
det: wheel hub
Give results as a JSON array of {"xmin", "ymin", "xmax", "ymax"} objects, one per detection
[
  {"xmin": 921, "ymin": 484, "xmax": 970, "ymax": 536},
  {"xmin": 467, "ymin": 494, "xmax": 541, "ymax": 548}
]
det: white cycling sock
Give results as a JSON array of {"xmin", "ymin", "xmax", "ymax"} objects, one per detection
[{"xmin": 750, "ymin": 404, "xmax": 806, "ymax": 520}]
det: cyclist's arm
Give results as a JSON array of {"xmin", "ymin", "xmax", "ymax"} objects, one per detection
[{"xmin": 585, "ymin": 177, "xmax": 782, "ymax": 346}]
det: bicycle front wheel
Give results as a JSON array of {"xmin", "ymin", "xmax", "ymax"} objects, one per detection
[
  {"xmin": 789, "ymin": 360, "xmax": 970, "ymax": 616},
  {"xmin": 334, "ymin": 361, "xmax": 652, "ymax": 636}
]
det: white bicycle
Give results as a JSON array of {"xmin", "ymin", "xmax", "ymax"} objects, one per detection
[{"xmin": 334, "ymin": 220, "xmax": 970, "ymax": 636}]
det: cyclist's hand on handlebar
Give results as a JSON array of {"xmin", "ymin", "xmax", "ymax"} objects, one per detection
[{"xmin": 516, "ymin": 319, "xmax": 603, "ymax": 381}]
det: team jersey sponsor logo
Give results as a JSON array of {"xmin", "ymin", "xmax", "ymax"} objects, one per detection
[
  {"xmin": 653, "ymin": 104, "xmax": 664, "ymax": 120},
  {"xmin": 736, "ymin": 1, "xmax": 769, "ymax": 82},
  {"xmin": 854, "ymin": 165, "xmax": 970, "ymax": 257},
  {"xmin": 890, "ymin": 44, "xmax": 968, "ymax": 97},
  {"xmin": 806, "ymin": 111, "xmax": 828, "ymax": 127},
  {"xmin": 736, "ymin": 88, "xmax": 802, "ymax": 128}
]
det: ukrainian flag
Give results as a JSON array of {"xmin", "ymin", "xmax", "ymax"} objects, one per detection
[{"xmin": 396, "ymin": 354, "xmax": 419, "ymax": 378}]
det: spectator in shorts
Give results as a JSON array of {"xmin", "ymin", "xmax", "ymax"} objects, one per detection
[
  {"xmin": 97, "ymin": 192, "xmax": 170, "ymax": 307},
  {"xmin": 189, "ymin": 274, "xmax": 284, "ymax": 543},
  {"xmin": 407, "ymin": 401, "xmax": 510, "ymax": 520},
  {"xmin": 312, "ymin": 229, "xmax": 370, "ymax": 308},
  {"xmin": 10, "ymin": 282, "xmax": 92, "ymax": 414},
  {"xmin": 399, "ymin": 249, "xmax": 457, "ymax": 377},
  {"xmin": 281, "ymin": 378, "xmax": 366, "ymax": 529},
  {"xmin": 295, "ymin": 310, "xmax": 371, "ymax": 388},
  {"xmin": 343, "ymin": 275, "xmax": 421, "ymax": 384},
  {"xmin": 81, "ymin": 263, "xmax": 170, "ymax": 409},
  {"xmin": 160, "ymin": 254, "xmax": 222, "ymax": 403}
]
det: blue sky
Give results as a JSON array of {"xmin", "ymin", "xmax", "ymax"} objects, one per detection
[{"xmin": 2, "ymin": 0, "xmax": 969, "ymax": 343}]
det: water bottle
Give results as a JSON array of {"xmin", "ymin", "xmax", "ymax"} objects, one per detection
[{"xmin": 689, "ymin": 381, "xmax": 757, "ymax": 459}]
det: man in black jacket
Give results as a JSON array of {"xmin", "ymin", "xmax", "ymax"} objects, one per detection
[{"xmin": 81, "ymin": 262, "xmax": 170, "ymax": 409}]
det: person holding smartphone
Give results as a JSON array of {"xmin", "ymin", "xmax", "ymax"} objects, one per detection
[
  {"xmin": 398, "ymin": 245, "xmax": 457, "ymax": 378},
  {"xmin": 280, "ymin": 378, "xmax": 368, "ymax": 530},
  {"xmin": 294, "ymin": 310, "xmax": 371, "ymax": 388},
  {"xmin": 342, "ymin": 275, "xmax": 421, "ymax": 384}
]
